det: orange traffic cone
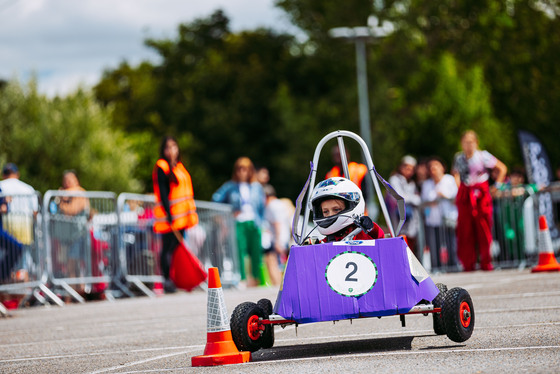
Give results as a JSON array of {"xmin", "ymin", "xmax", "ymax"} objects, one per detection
[
  {"xmin": 191, "ymin": 267, "xmax": 251, "ymax": 366},
  {"xmin": 531, "ymin": 216, "xmax": 560, "ymax": 273}
]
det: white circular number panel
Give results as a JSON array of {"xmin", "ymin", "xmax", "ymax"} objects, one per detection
[{"xmin": 325, "ymin": 251, "xmax": 378, "ymax": 297}]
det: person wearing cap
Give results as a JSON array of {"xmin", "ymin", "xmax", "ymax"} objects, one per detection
[
  {"xmin": 0, "ymin": 163, "xmax": 38, "ymax": 245},
  {"xmin": 0, "ymin": 163, "xmax": 38, "ymax": 282},
  {"xmin": 387, "ymin": 155, "xmax": 422, "ymax": 257}
]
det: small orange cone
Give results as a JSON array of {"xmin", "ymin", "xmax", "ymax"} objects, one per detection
[
  {"xmin": 531, "ymin": 216, "xmax": 560, "ymax": 273},
  {"xmin": 191, "ymin": 267, "xmax": 251, "ymax": 366}
]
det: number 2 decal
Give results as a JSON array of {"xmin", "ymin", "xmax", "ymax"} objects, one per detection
[
  {"xmin": 326, "ymin": 251, "xmax": 377, "ymax": 297},
  {"xmin": 345, "ymin": 262, "xmax": 358, "ymax": 282}
]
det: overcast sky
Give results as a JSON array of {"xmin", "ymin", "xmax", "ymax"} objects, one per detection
[{"xmin": 0, "ymin": 0, "xmax": 295, "ymax": 96}]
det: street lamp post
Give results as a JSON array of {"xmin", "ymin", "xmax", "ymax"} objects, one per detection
[
  {"xmin": 328, "ymin": 16, "xmax": 394, "ymax": 153},
  {"xmin": 328, "ymin": 17, "xmax": 394, "ymax": 217}
]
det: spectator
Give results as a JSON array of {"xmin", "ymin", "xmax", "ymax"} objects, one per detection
[
  {"xmin": 0, "ymin": 186, "xmax": 24, "ymax": 283},
  {"xmin": 0, "ymin": 163, "xmax": 38, "ymax": 279},
  {"xmin": 421, "ymin": 157, "xmax": 458, "ymax": 270},
  {"xmin": 0, "ymin": 163, "xmax": 38, "ymax": 246},
  {"xmin": 452, "ymin": 130, "xmax": 507, "ymax": 271},
  {"xmin": 261, "ymin": 184, "xmax": 290, "ymax": 286},
  {"xmin": 388, "ymin": 155, "xmax": 422, "ymax": 257},
  {"xmin": 57, "ymin": 170, "xmax": 90, "ymax": 290},
  {"xmin": 326, "ymin": 146, "xmax": 368, "ymax": 190},
  {"xmin": 256, "ymin": 166, "xmax": 270, "ymax": 186},
  {"xmin": 493, "ymin": 167, "xmax": 537, "ymax": 262},
  {"xmin": 152, "ymin": 136, "xmax": 199, "ymax": 293},
  {"xmin": 414, "ymin": 158, "xmax": 430, "ymax": 191},
  {"xmin": 212, "ymin": 157, "xmax": 265, "ymax": 287}
]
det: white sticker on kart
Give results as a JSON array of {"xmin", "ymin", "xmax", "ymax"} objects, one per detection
[
  {"xmin": 333, "ymin": 239, "xmax": 376, "ymax": 246},
  {"xmin": 325, "ymin": 251, "xmax": 378, "ymax": 297}
]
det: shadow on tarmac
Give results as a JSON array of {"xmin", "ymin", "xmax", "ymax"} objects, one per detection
[{"xmin": 251, "ymin": 335, "xmax": 418, "ymax": 362}]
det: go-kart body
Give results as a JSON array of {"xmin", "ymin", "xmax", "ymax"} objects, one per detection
[
  {"xmin": 230, "ymin": 131, "xmax": 474, "ymax": 352},
  {"xmin": 274, "ymin": 237, "xmax": 438, "ymax": 323}
]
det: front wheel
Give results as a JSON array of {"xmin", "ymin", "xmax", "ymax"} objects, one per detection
[
  {"xmin": 257, "ymin": 298, "xmax": 275, "ymax": 349},
  {"xmin": 230, "ymin": 302, "xmax": 266, "ymax": 352},
  {"xmin": 432, "ymin": 283, "xmax": 448, "ymax": 335},
  {"xmin": 442, "ymin": 287, "xmax": 474, "ymax": 343}
]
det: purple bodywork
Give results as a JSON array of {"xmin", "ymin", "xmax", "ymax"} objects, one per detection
[{"xmin": 274, "ymin": 237, "xmax": 439, "ymax": 323}]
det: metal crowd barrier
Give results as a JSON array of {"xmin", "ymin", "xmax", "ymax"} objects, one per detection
[
  {"xmin": 43, "ymin": 190, "xmax": 120, "ymax": 303},
  {"xmin": 0, "ymin": 192, "xmax": 64, "ymax": 314},
  {"xmin": 189, "ymin": 200, "xmax": 241, "ymax": 287},
  {"xmin": 116, "ymin": 194, "xmax": 241, "ymax": 297},
  {"xmin": 415, "ymin": 182, "xmax": 560, "ymax": 273},
  {"xmin": 116, "ymin": 193, "xmax": 162, "ymax": 297}
]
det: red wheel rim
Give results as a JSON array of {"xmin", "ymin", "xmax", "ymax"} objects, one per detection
[
  {"xmin": 247, "ymin": 315, "xmax": 262, "ymax": 340},
  {"xmin": 460, "ymin": 301, "xmax": 471, "ymax": 328}
]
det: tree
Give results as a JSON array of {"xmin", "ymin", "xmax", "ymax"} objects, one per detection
[
  {"xmin": 96, "ymin": 10, "xmax": 363, "ymax": 200},
  {"xmin": 0, "ymin": 79, "xmax": 141, "ymax": 193}
]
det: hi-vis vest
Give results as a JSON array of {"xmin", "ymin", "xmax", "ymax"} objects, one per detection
[
  {"xmin": 326, "ymin": 162, "xmax": 368, "ymax": 189},
  {"xmin": 153, "ymin": 159, "xmax": 198, "ymax": 233}
]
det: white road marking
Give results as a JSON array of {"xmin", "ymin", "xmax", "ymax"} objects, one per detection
[
  {"xmin": 0, "ymin": 346, "xmax": 203, "ymax": 363},
  {"xmin": 3, "ymin": 321, "xmax": 558, "ymax": 365},
  {"xmin": 475, "ymin": 290, "xmax": 560, "ymax": 300},
  {"xmin": 90, "ymin": 344, "xmax": 560, "ymax": 373},
  {"xmin": 86, "ymin": 351, "xmax": 195, "ymax": 374}
]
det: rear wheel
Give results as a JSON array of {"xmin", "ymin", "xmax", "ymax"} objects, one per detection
[
  {"xmin": 230, "ymin": 302, "xmax": 266, "ymax": 352},
  {"xmin": 442, "ymin": 287, "xmax": 475, "ymax": 342},
  {"xmin": 432, "ymin": 283, "xmax": 448, "ymax": 335},
  {"xmin": 257, "ymin": 298, "xmax": 275, "ymax": 349}
]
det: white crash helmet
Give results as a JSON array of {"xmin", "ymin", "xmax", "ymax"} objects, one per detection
[{"xmin": 311, "ymin": 177, "xmax": 365, "ymax": 235}]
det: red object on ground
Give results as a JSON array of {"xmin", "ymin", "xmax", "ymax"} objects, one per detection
[{"xmin": 169, "ymin": 241, "xmax": 207, "ymax": 291}]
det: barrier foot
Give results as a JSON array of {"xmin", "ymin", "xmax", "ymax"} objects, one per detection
[
  {"xmin": 58, "ymin": 282, "xmax": 86, "ymax": 304},
  {"xmin": 38, "ymin": 283, "xmax": 64, "ymax": 306},
  {"xmin": 0, "ymin": 301, "xmax": 8, "ymax": 317},
  {"xmin": 128, "ymin": 277, "xmax": 156, "ymax": 298}
]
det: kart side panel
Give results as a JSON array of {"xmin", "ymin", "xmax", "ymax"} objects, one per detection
[{"xmin": 274, "ymin": 237, "xmax": 438, "ymax": 323}]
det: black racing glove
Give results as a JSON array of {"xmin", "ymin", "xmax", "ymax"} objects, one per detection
[{"xmin": 358, "ymin": 216, "xmax": 374, "ymax": 232}]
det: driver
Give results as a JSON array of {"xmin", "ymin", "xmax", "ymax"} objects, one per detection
[{"xmin": 311, "ymin": 177, "xmax": 384, "ymax": 242}]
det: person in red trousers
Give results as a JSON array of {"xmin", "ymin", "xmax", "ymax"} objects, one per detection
[{"xmin": 452, "ymin": 130, "xmax": 507, "ymax": 271}]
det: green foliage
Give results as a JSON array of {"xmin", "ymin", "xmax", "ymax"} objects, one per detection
[
  {"xmin": 30, "ymin": 0, "xmax": 559, "ymax": 202},
  {"xmin": 0, "ymin": 79, "xmax": 141, "ymax": 193},
  {"xmin": 96, "ymin": 10, "xmax": 365, "ymax": 200},
  {"xmin": 405, "ymin": 52, "xmax": 514, "ymax": 165}
]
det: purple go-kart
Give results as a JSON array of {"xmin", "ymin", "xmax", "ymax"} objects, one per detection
[{"xmin": 230, "ymin": 131, "xmax": 474, "ymax": 352}]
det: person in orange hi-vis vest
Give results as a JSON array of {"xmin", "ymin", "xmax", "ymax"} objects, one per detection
[
  {"xmin": 325, "ymin": 146, "xmax": 368, "ymax": 190},
  {"xmin": 326, "ymin": 146, "xmax": 370, "ymax": 215},
  {"xmin": 153, "ymin": 136, "xmax": 198, "ymax": 293}
]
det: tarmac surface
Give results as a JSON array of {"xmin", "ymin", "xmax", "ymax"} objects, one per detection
[{"xmin": 1, "ymin": 268, "xmax": 560, "ymax": 373}]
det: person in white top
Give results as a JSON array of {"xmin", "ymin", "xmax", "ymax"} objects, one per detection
[
  {"xmin": 261, "ymin": 184, "xmax": 291, "ymax": 286},
  {"xmin": 0, "ymin": 163, "xmax": 38, "ymax": 246},
  {"xmin": 421, "ymin": 157, "xmax": 458, "ymax": 270},
  {"xmin": 388, "ymin": 155, "xmax": 422, "ymax": 257}
]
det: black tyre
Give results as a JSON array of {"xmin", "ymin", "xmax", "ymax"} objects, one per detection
[
  {"xmin": 230, "ymin": 302, "xmax": 265, "ymax": 352},
  {"xmin": 432, "ymin": 283, "xmax": 448, "ymax": 335},
  {"xmin": 257, "ymin": 298, "xmax": 275, "ymax": 349},
  {"xmin": 442, "ymin": 287, "xmax": 475, "ymax": 343}
]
